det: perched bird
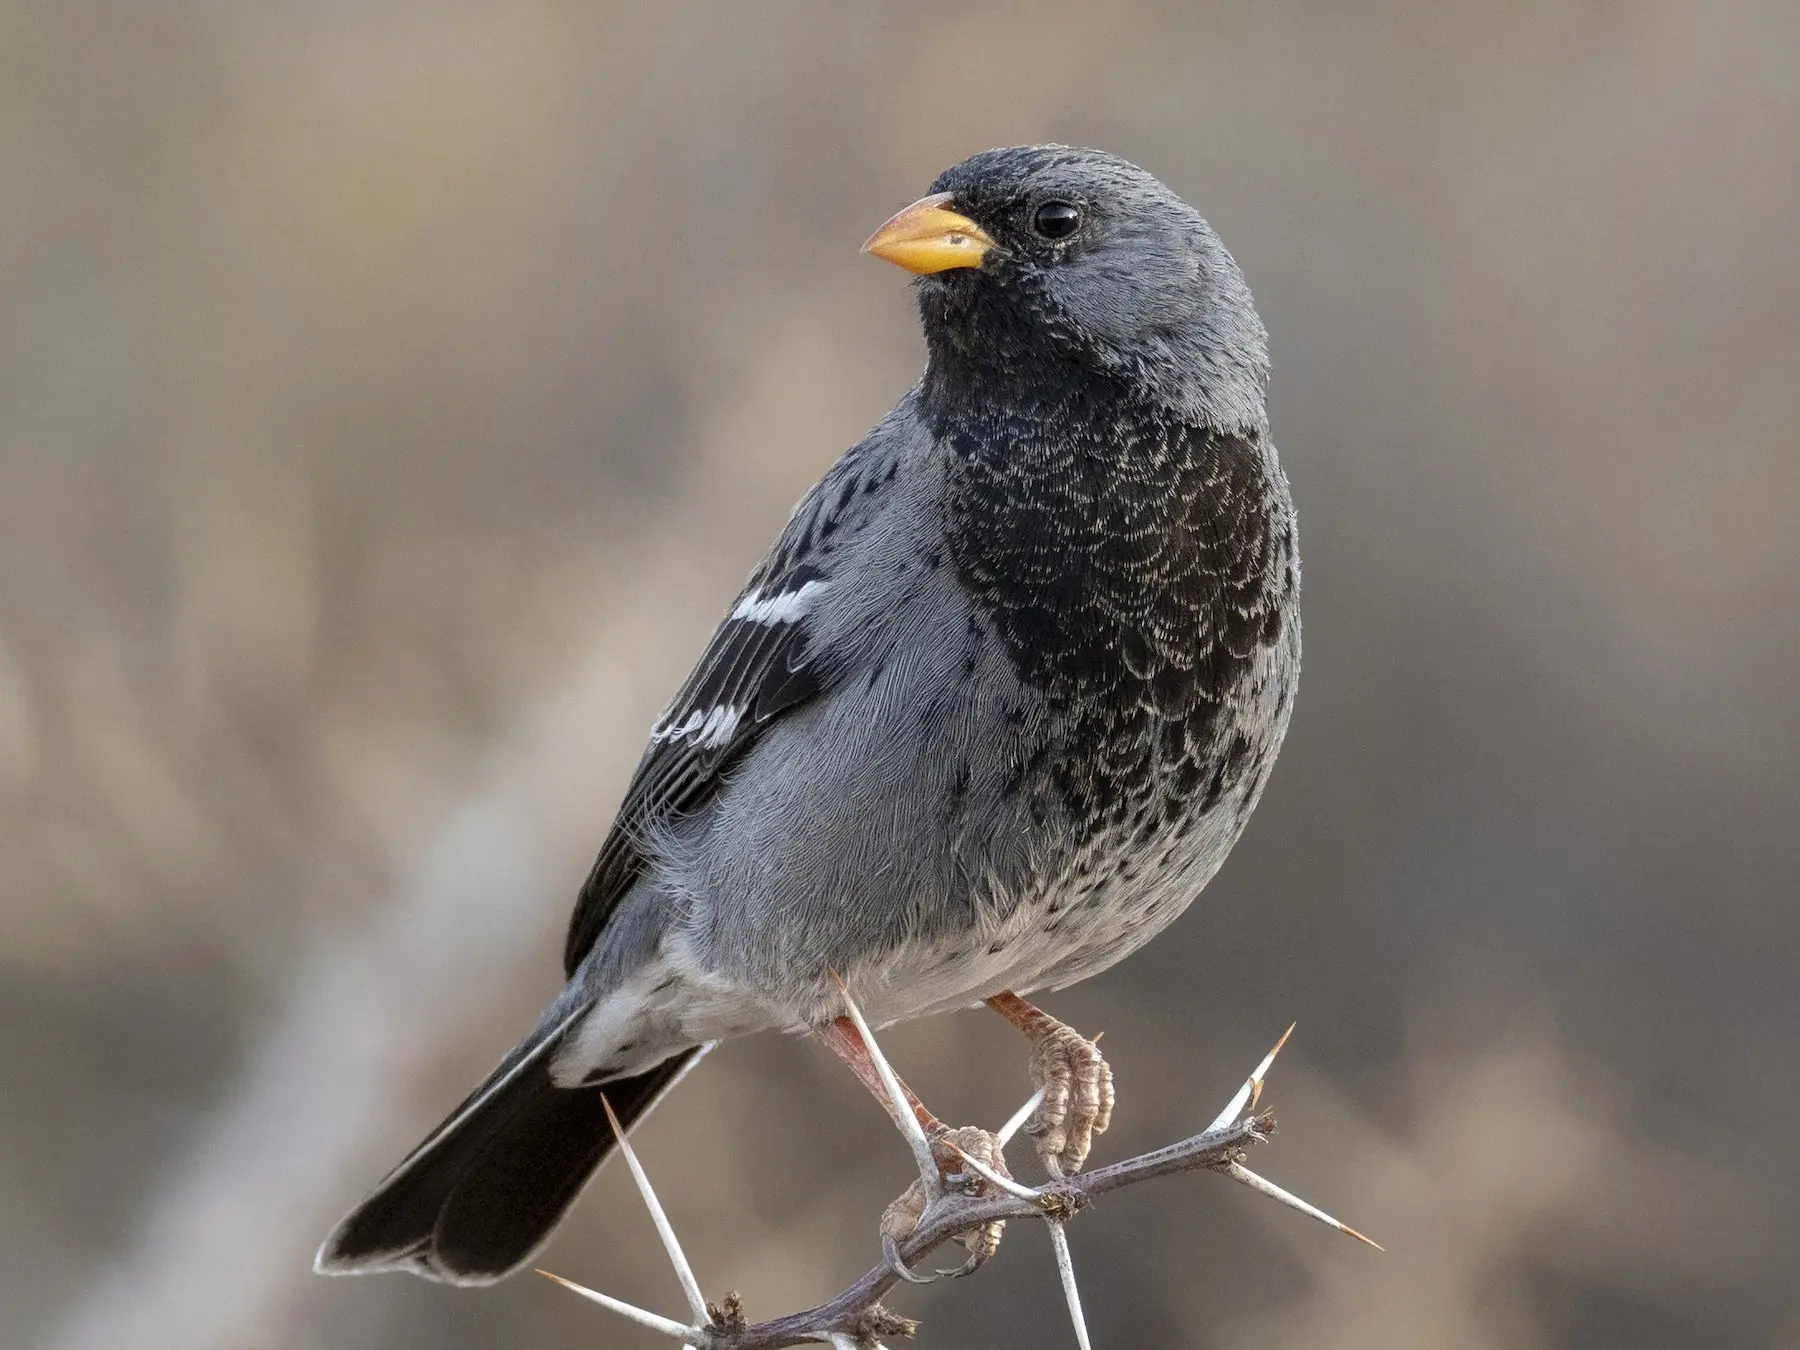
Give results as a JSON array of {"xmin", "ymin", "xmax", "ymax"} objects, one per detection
[{"xmin": 317, "ymin": 144, "xmax": 1300, "ymax": 1286}]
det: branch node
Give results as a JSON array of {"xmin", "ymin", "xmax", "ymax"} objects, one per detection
[
  {"xmin": 854, "ymin": 1304, "xmax": 920, "ymax": 1341},
  {"xmin": 1038, "ymin": 1183, "xmax": 1085, "ymax": 1223},
  {"xmin": 706, "ymin": 1290, "xmax": 748, "ymax": 1333}
]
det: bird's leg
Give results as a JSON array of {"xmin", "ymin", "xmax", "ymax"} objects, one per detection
[
  {"xmin": 814, "ymin": 1016, "xmax": 1011, "ymax": 1280},
  {"xmin": 816, "ymin": 1015, "xmax": 945, "ymax": 1136},
  {"xmin": 985, "ymin": 991, "xmax": 1115, "ymax": 1174}
]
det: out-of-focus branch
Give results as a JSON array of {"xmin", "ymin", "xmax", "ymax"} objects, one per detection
[{"xmin": 543, "ymin": 998, "xmax": 1377, "ymax": 1349}]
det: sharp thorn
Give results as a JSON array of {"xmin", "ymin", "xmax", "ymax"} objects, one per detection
[
  {"xmin": 1221, "ymin": 1162, "xmax": 1384, "ymax": 1250},
  {"xmin": 600, "ymin": 1096, "xmax": 709, "ymax": 1322},
  {"xmin": 832, "ymin": 971, "xmax": 940, "ymax": 1196},
  {"xmin": 535, "ymin": 1269, "xmax": 701, "ymax": 1341},
  {"xmin": 1209, "ymin": 1021, "xmax": 1297, "ymax": 1133},
  {"xmin": 1046, "ymin": 1221, "xmax": 1093, "ymax": 1350},
  {"xmin": 942, "ymin": 1139, "xmax": 1043, "ymax": 1203},
  {"xmin": 997, "ymin": 1087, "xmax": 1047, "ymax": 1148}
]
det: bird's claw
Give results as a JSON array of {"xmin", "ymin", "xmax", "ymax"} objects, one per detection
[
  {"xmin": 938, "ymin": 1244, "xmax": 991, "ymax": 1279},
  {"xmin": 880, "ymin": 1205, "xmax": 1000, "ymax": 1284},
  {"xmin": 877, "ymin": 1126, "xmax": 1012, "ymax": 1279},
  {"xmin": 881, "ymin": 1231, "xmax": 940, "ymax": 1284},
  {"xmin": 1024, "ymin": 1022, "xmax": 1114, "ymax": 1174}
]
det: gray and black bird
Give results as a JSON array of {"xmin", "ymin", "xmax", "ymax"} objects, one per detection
[{"xmin": 318, "ymin": 144, "xmax": 1300, "ymax": 1285}]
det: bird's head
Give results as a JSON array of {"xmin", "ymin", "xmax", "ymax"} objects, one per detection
[{"xmin": 865, "ymin": 145, "xmax": 1268, "ymax": 433}]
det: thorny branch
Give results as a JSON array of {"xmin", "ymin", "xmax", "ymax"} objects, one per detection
[{"xmin": 540, "ymin": 992, "xmax": 1379, "ymax": 1349}]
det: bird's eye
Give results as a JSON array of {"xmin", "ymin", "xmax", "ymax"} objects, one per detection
[{"xmin": 1032, "ymin": 200, "xmax": 1082, "ymax": 240}]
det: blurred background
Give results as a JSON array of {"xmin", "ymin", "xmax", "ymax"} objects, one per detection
[{"xmin": 3, "ymin": 1, "xmax": 1797, "ymax": 1346}]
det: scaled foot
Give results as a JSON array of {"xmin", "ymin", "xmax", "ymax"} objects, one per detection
[
  {"xmin": 986, "ymin": 993, "xmax": 1115, "ymax": 1175},
  {"xmin": 1028, "ymin": 1021, "xmax": 1114, "ymax": 1174},
  {"xmin": 879, "ymin": 1126, "xmax": 1011, "ymax": 1280}
]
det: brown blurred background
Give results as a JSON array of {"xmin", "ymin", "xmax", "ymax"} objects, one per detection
[{"xmin": 3, "ymin": 2, "xmax": 1797, "ymax": 1346}]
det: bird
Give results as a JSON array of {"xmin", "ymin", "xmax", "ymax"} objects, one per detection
[{"xmin": 316, "ymin": 144, "xmax": 1300, "ymax": 1287}]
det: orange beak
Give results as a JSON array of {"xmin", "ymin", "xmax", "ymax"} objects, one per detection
[{"xmin": 862, "ymin": 192, "xmax": 993, "ymax": 275}]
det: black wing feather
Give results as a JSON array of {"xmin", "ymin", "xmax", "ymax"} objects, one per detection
[
  {"xmin": 562, "ymin": 431, "xmax": 901, "ymax": 975},
  {"xmin": 562, "ymin": 608, "xmax": 821, "ymax": 974}
]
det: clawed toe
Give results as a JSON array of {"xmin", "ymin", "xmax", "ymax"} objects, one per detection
[
  {"xmin": 1025, "ymin": 1025, "xmax": 1115, "ymax": 1174},
  {"xmin": 878, "ymin": 1125, "xmax": 1012, "ymax": 1277},
  {"xmin": 881, "ymin": 1229, "xmax": 938, "ymax": 1284}
]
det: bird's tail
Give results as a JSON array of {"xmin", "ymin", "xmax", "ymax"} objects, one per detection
[{"xmin": 315, "ymin": 1010, "xmax": 707, "ymax": 1285}]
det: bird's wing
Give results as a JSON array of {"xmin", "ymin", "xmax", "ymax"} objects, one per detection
[{"xmin": 563, "ymin": 427, "xmax": 908, "ymax": 974}]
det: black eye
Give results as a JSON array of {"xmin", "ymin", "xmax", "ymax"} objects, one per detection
[{"xmin": 1032, "ymin": 200, "xmax": 1082, "ymax": 240}]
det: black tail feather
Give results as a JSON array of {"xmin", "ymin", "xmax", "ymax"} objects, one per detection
[{"xmin": 317, "ymin": 1028, "xmax": 705, "ymax": 1285}]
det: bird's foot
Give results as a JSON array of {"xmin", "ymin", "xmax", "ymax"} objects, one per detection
[
  {"xmin": 1022, "ymin": 1016, "xmax": 1114, "ymax": 1175},
  {"xmin": 879, "ymin": 1125, "xmax": 1010, "ymax": 1281}
]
